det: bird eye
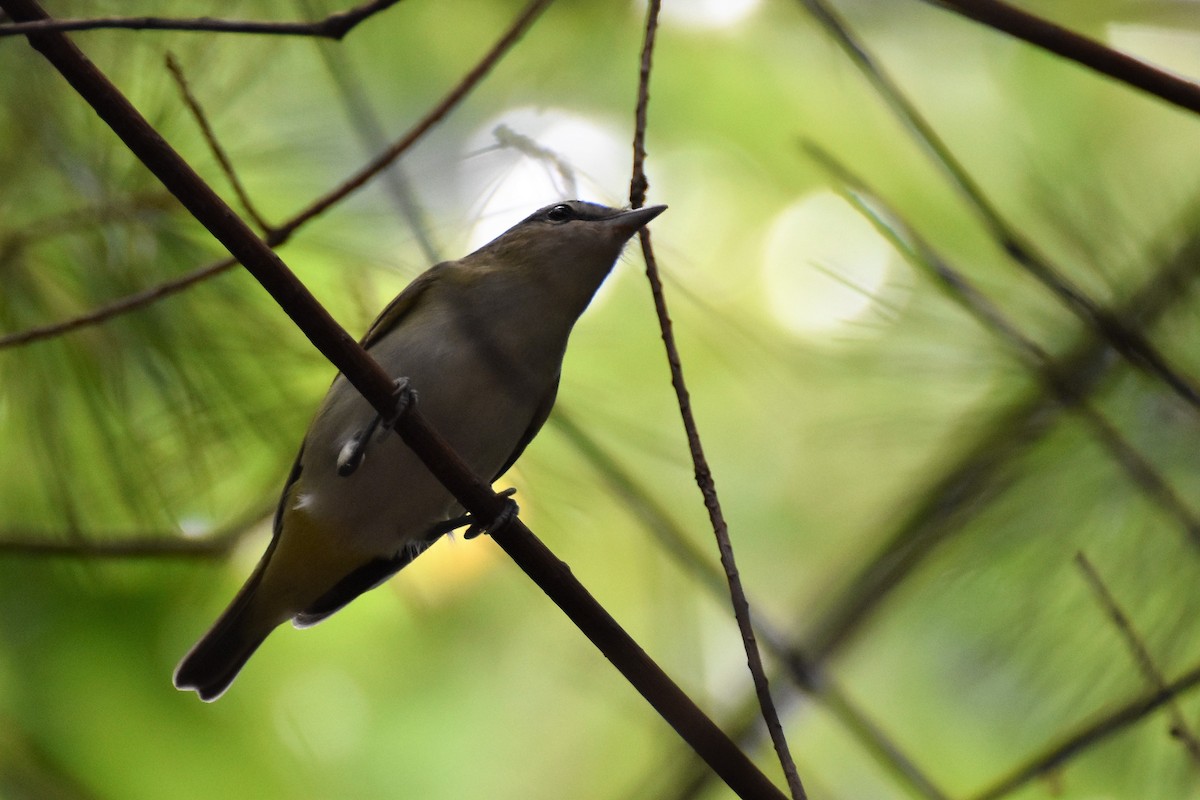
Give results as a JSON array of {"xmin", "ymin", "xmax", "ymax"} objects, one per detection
[{"xmin": 546, "ymin": 204, "xmax": 573, "ymax": 222}]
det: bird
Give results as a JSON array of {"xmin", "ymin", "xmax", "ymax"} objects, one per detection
[{"xmin": 174, "ymin": 200, "xmax": 666, "ymax": 701}]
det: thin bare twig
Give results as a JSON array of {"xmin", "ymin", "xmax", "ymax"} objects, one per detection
[
  {"xmin": 802, "ymin": 224, "xmax": 1200, "ymax": 662},
  {"xmin": 659, "ymin": 667, "xmax": 950, "ymax": 800},
  {"xmin": 165, "ymin": 53, "xmax": 272, "ymax": 234},
  {"xmin": 0, "ymin": 0, "xmax": 401, "ymax": 39},
  {"xmin": 0, "ymin": 508, "xmax": 269, "ymax": 559},
  {"xmin": 926, "ymin": 0, "xmax": 1200, "ymax": 117},
  {"xmin": 967, "ymin": 658, "xmax": 1200, "ymax": 800},
  {"xmin": 5, "ymin": 2, "xmax": 788, "ymax": 795},
  {"xmin": 808, "ymin": 143, "xmax": 1200, "ymax": 550},
  {"xmin": 258, "ymin": 0, "xmax": 556, "ymax": 242},
  {"xmin": 1075, "ymin": 553, "xmax": 1200, "ymax": 765},
  {"xmin": 554, "ymin": 411, "xmax": 949, "ymax": 800},
  {"xmin": 630, "ymin": 2, "xmax": 804, "ymax": 798},
  {"xmin": 0, "ymin": 0, "xmax": 550, "ymax": 351},
  {"xmin": 0, "ymin": 255, "xmax": 241, "ymax": 349},
  {"xmin": 796, "ymin": 0, "xmax": 1200, "ymax": 413},
  {"xmin": 305, "ymin": 1, "xmax": 441, "ymax": 264}
]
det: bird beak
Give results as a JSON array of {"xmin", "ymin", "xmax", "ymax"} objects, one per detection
[{"xmin": 607, "ymin": 204, "xmax": 667, "ymax": 235}]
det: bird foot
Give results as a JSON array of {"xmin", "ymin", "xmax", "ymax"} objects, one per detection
[
  {"xmin": 336, "ymin": 378, "xmax": 417, "ymax": 477},
  {"xmin": 464, "ymin": 488, "xmax": 519, "ymax": 539}
]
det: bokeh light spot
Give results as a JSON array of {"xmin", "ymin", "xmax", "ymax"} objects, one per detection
[
  {"xmin": 761, "ymin": 191, "xmax": 896, "ymax": 338},
  {"xmin": 638, "ymin": 0, "xmax": 761, "ymax": 31},
  {"xmin": 461, "ymin": 107, "xmax": 628, "ymax": 252}
]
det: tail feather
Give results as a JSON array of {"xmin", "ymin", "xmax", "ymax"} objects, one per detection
[{"xmin": 174, "ymin": 561, "xmax": 278, "ymax": 702}]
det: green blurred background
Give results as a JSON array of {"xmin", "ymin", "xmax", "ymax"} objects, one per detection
[{"xmin": 3, "ymin": 0, "xmax": 1200, "ymax": 797}]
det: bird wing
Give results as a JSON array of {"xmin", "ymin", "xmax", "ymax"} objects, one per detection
[
  {"xmin": 364, "ymin": 257, "xmax": 556, "ymax": 483},
  {"xmin": 267, "ymin": 262, "xmax": 453, "ymax": 543},
  {"xmin": 292, "ymin": 535, "xmax": 438, "ymax": 627},
  {"xmin": 271, "ymin": 444, "xmax": 306, "ymax": 536},
  {"xmin": 272, "ymin": 264, "xmax": 460, "ymax": 625},
  {"xmin": 359, "ymin": 262, "xmax": 451, "ymax": 350},
  {"xmin": 492, "ymin": 372, "xmax": 560, "ymax": 482},
  {"xmin": 276, "ymin": 262, "xmax": 552, "ymax": 627},
  {"xmin": 289, "ymin": 376, "xmax": 562, "ymax": 628}
]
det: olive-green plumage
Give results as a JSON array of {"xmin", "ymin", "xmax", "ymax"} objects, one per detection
[{"xmin": 174, "ymin": 201, "xmax": 665, "ymax": 701}]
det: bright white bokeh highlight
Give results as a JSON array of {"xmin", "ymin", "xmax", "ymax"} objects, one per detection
[
  {"xmin": 460, "ymin": 107, "xmax": 628, "ymax": 252},
  {"xmin": 649, "ymin": 144, "xmax": 764, "ymax": 302},
  {"xmin": 761, "ymin": 191, "xmax": 896, "ymax": 338},
  {"xmin": 638, "ymin": 0, "xmax": 761, "ymax": 31}
]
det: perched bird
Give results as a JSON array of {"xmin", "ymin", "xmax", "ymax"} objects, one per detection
[{"xmin": 174, "ymin": 200, "xmax": 666, "ymax": 701}]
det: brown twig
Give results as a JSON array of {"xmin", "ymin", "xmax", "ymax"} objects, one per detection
[
  {"xmin": 926, "ymin": 0, "xmax": 1200, "ymax": 117},
  {"xmin": 4, "ymin": 2, "xmax": 787, "ymax": 796},
  {"xmin": 809, "ymin": 143, "xmax": 1200, "ymax": 550},
  {"xmin": 272, "ymin": 0, "xmax": 555, "ymax": 241},
  {"xmin": 795, "ymin": 0, "xmax": 1200, "ymax": 413},
  {"xmin": 0, "ymin": 255, "xmax": 241, "ymax": 349},
  {"xmin": 659, "ymin": 667, "xmax": 950, "ymax": 800},
  {"xmin": 553, "ymin": 411, "xmax": 949, "ymax": 800},
  {"xmin": 0, "ymin": 509, "xmax": 268, "ymax": 559},
  {"xmin": 967, "ymin": 658, "xmax": 1200, "ymax": 800},
  {"xmin": 801, "ymin": 225, "xmax": 1200, "ymax": 662},
  {"xmin": 1075, "ymin": 552, "xmax": 1200, "ymax": 765},
  {"xmin": 307, "ymin": 15, "xmax": 441, "ymax": 263},
  {"xmin": 165, "ymin": 53, "xmax": 273, "ymax": 234},
  {"xmin": 630, "ymin": 2, "xmax": 804, "ymax": 799},
  {"xmin": 0, "ymin": 0, "xmax": 550, "ymax": 351},
  {"xmin": 0, "ymin": 0, "xmax": 402, "ymax": 39}
]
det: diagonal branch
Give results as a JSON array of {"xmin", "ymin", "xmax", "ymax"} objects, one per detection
[
  {"xmin": 307, "ymin": 5, "xmax": 442, "ymax": 264},
  {"xmin": 553, "ymin": 411, "xmax": 950, "ymax": 800},
  {"xmin": 165, "ymin": 52, "xmax": 272, "ymax": 234},
  {"xmin": 925, "ymin": 0, "xmax": 1200, "ymax": 117},
  {"xmin": 1075, "ymin": 553, "xmax": 1200, "ymax": 765},
  {"xmin": 0, "ymin": 508, "xmax": 268, "ymax": 559},
  {"xmin": 809, "ymin": 143, "xmax": 1200, "ymax": 550},
  {"xmin": 0, "ymin": 0, "xmax": 549, "ymax": 351},
  {"xmin": 0, "ymin": 0, "xmax": 402, "ymax": 39},
  {"xmin": 630, "ymin": 2, "xmax": 805, "ymax": 798},
  {"xmin": 795, "ymin": 0, "xmax": 1200, "ymax": 413},
  {"xmin": 270, "ymin": 0, "xmax": 554, "ymax": 242},
  {"xmin": 966, "ymin": 657, "xmax": 1200, "ymax": 800},
  {"xmin": 3, "ymin": 2, "xmax": 787, "ymax": 796},
  {"xmin": 0, "ymin": 255, "xmax": 241, "ymax": 349},
  {"xmin": 801, "ymin": 220, "xmax": 1200, "ymax": 662}
]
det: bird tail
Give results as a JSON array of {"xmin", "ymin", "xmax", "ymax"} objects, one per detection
[{"xmin": 173, "ymin": 556, "xmax": 281, "ymax": 702}]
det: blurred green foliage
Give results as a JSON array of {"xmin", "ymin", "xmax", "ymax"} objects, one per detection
[{"xmin": 3, "ymin": 0, "xmax": 1200, "ymax": 798}]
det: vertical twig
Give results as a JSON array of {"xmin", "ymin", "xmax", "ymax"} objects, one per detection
[
  {"xmin": 4, "ymin": 1, "xmax": 791, "ymax": 795},
  {"xmin": 629, "ymin": 2, "xmax": 806, "ymax": 798},
  {"xmin": 554, "ymin": 412, "xmax": 950, "ymax": 800}
]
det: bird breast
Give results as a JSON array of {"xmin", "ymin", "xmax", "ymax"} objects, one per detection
[{"xmin": 294, "ymin": 290, "xmax": 563, "ymax": 553}]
